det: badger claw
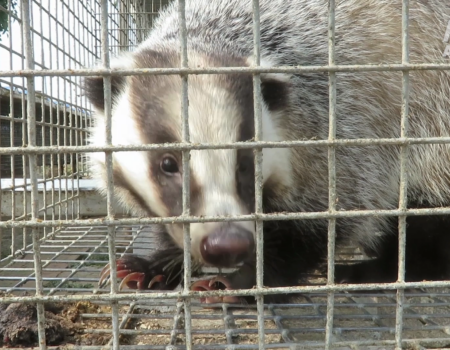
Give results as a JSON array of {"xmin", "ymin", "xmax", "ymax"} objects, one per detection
[
  {"xmin": 99, "ymin": 258, "xmax": 171, "ymax": 291},
  {"xmin": 191, "ymin": 277, "xmax": 243, "ymax": 306},
  {"xmin": 119, "ymin": 272, "xmax": 147, "ymax": 290},
  {"xmin": 99, "ymin": 261, "xmax": 133, "ymax": 288},
  {"xmin": 148, "ymin": 274, "xmax": 166, "ymax": 289},
  {"xmin": 98, "ymin": 260, "xmax": 140, "ymax": 289}
]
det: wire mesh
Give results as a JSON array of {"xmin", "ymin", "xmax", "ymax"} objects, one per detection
[
  {"xmin": 2, "ymin": 226, "xmax": 450, "ymax": 349},
  {"xmin": 0, "ymin": 0, "xmax": 449, "ymax": 349}
]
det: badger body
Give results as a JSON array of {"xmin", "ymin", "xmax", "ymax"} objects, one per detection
[{"xmin": 88, "ymin": 0, "xmax": 450, "ymax": 302}]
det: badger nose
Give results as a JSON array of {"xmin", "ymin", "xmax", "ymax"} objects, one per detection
[{"xmin": 200, "ymin": 225, "xmax": 255, "ymax": 268}]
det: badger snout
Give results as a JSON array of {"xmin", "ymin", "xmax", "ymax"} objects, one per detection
[{"xmin": 200, "ymin": 224, "xmax": 255, "ymax": 268}]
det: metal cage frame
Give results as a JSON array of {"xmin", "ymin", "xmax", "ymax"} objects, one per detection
[{"xmin": 1, "ymin": 0, "xmax": 450, "ymax": 349}]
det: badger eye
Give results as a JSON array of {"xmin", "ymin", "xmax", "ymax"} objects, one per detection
[
  {"xmin": 238, "ymin": 156, "xmax": 252, "ymax": 173},
  {"xmin": 160, "ymin": 155, "xmax": 179, "ymax": 175},
  {"xmin": 238, "ymin": 162, "xmax": 248, "ymax": 173}
]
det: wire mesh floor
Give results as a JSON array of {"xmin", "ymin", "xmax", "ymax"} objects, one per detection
[{"xmin": 1, "ymin": 225, "xmax": 450, "ymax": 349}]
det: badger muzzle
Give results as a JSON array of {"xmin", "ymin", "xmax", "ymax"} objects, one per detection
[{"xmin": 200, "ymin": 224, "xmax": 255, "ymax": 268}]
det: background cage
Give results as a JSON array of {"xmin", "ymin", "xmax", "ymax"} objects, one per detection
[{"xmin": 1, "ymin": 0, "xmax": 450, "ymax": 349}]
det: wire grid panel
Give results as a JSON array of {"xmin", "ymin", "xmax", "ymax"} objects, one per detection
[
  {"xmin": 2, "ymin": 225, "xmax": 450, "ymax": 349},
  {"xmin": 0, "ymin": 0, "xmax": 450, "ymax": 349},
  {"xmin": 0, "ymin": 0, "xmax": 160, "ymax": 264}
]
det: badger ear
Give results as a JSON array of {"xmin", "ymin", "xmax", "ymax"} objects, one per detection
[
  {"xmin": 246, "ymin": 56, "xmax": 291, "ymax": 111},
  {"xmin": 83, "ymin": 55, "xmax": 133, "ymax": 113},
  {"xmin": 260, "ymin": 72, "xmax": 291, "ymax": 111},
  {"xmin": 83, "ymin": 74, "xmax": 125, "ymax": 112}
]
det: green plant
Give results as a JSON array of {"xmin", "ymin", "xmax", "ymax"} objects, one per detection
[{"xmin": 0, "ymin": 0, "xmax": 17, "ymax": 40}]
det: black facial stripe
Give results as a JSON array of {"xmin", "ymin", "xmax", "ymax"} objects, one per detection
[
  {"xmin": 236, "ymin": 149, "xmax": 256, "ymax": 213},
  {"xmin": 130, "ymin": 80, "xmax": 181, "ymax": 145},
  {"xmin": 228, "ymin": 72, "xmax": 256, "ymax": 215},
  {"xmin": 147, "ymin": 151, "xmax": 203, "ymax": 218},
  {"xmin": 149, "ymin": 151, "xmax": 183, "ymax": 217},
  {"xmin": 129, "ymin": 49, "xmax": 264, "ymax": 217},
  {"xmin": 130, "ymin": 48, "xmax": 182, "ymax": 146}
]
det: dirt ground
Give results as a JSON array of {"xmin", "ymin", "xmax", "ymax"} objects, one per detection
[
  {"xmin": 0, "ymin": 298, "xmax": 116, "ymax": 347},
  {"xmin": 0, "ymin": 298, "xmax": 286, "ymax": 348}
]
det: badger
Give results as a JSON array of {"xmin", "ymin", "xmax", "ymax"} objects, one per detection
[{"xmin": 86, "ymin": 0, "xmax": 450, "ymax": 304}]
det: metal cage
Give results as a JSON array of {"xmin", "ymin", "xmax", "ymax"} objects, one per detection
[{"xmin": 1, "ymin": 0, "xmax": 450, "ymax": 349}]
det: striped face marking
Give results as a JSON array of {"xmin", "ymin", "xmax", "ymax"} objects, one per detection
[{"xmin": 87, "ymin": 51, "xmax": 292, "ymax": 265}]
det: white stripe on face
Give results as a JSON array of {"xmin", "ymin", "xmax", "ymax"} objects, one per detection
[{"xmin": 90, "ymin": 89, "xmax": 168, "ymax": 218}]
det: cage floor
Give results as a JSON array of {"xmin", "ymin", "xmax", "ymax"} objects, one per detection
[{"xmin": 1, "ymin": 225, "xmax": 450, "ymax": 349}]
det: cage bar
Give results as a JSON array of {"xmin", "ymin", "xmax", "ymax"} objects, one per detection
[
  {"xmin": 0, "ymin": 1, "xmax": 449, "ymax": 349},
  {"xmin": 325, "ymin": 0, "xmax": 337, "ymax": 348}
]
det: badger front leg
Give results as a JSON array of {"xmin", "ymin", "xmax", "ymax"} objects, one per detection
[
  {"xmin": 98, "ymin": 220, "xmax": 328, "ymax": 305},
  {"xmin": 99, "ymin": 248, "xmax": 184, "ymax": 291},
  {"xmin": 98, "ymin": 249, "xmax": 252, "ymax": 304}
]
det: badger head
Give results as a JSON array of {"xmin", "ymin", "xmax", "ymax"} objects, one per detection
[{"xmin": 85, "ymin": 49, "xmax": 292, "ymax": 268}]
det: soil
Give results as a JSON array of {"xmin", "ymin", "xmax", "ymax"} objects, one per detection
[
  {"xmin": 0, "ymin": 299, "xmax": 114, "ymax": 347},
  {"xmin": 128, "ymin": 305, "xmax": 283, "ymax": 347}
]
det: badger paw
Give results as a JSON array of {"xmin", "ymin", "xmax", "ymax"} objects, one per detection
[
  {"xmin": 98, "ymin": 255, "xmax": 180, "ymax": 291},
  {"xmin": 191, "ymin": 276, "xmax": 245, "ymax": 306}
]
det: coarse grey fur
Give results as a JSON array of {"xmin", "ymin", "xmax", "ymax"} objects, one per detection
[{"xmin": 88, "ymin": 0, "xmax": 450, "ymax": 298}]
